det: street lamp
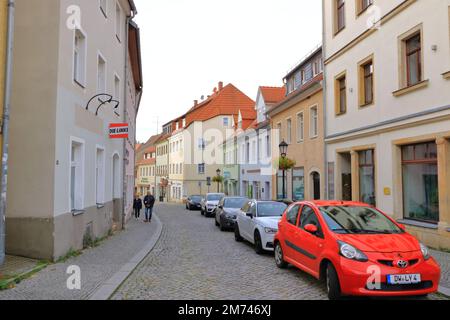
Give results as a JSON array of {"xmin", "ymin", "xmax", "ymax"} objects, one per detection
[
  {"xmin": 216, "ymin": 169, "xmax": 221, "ymax": 193},
  {"xmin": 279, "ymin": 140, "xmax": 288, "ymax": 200}
]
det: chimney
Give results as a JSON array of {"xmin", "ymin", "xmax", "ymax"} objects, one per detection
[
  {"xmin": 218, "ymin": 81, "xmax": 223, "ymax": 91},
  {"xmin": 194, "ymin": 100, "xmax": 198, "ymax": 106},
  {"xmin": 213, "ymin": 87, "xmax": 217, "ymax": 94}
]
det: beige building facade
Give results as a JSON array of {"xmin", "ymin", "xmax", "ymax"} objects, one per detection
[
  {"xmin": 5, "ymin": 0, "xmax": 140, "ymax": 260},
  {"xmin": 323, "ymin": 0, "xmax": 450, "ymax": 249}
]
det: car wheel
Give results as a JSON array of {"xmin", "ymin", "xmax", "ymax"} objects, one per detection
[
  {"xmin": 274, "ymin": 242, "xmax": 288, "ymax": 269},
  {"xmin": 201, "ymin": 209, "xmax": 204, "ymax": 216},
  {"xmin": 234, "ymin": 224, "xmax": 243, "ymax": 242},
  {"xmin": 326, "ymin": 263, "xmax": 342, "ymax": 300},
  {"xmin": 254, "ymin": 231, "xmax": 264, "ymax": 255},
  {"xmin": 220, "ymin": 220, "xmax": 226, "ymax": 232}
]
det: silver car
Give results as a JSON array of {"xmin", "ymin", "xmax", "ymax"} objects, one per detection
[{"xmin": 201, "ymin": 193, "xmax": 225, "ymax": 217}]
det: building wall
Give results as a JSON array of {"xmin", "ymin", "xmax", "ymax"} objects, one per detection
[
  {"xmin": 270, "ymin": 89, "xmax": 325, "ymax": 201},
  {"xmin": 156, "ymin": 138, "xmax": 169, "ymax": 200},
  {"xmin": 168, "ymin": 130, "xmax": 185, "ymax": 201}
]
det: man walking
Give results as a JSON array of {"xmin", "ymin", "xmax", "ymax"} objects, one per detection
[
  {"xmin": 143, "ymin": 192, "xmax": 155, "ymax": 223},
  {"xmin": 133, "ymin": 194, "xmax": 142, "ymax": 220}
]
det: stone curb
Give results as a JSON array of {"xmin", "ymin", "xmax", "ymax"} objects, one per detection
[
  {"xmin": 88, "ymin": 213, "xmax": 163, "ymax": 300},
  {"xmin": 438, "ymin": 286, "xmax": 450, "ymax": 297}
]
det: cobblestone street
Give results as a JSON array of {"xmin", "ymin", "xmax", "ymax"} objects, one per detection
[{"xmin": 112, "ymin": 204, "xmax": 447, "ymax": 300}]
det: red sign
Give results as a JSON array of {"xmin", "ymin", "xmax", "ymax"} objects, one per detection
[{"xmin": 109, "ymin": 123, "xmax": 129, "ymax": 139}]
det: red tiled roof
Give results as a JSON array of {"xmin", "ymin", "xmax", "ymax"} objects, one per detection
[
  {"xmin": 260, "ymin": 86, "xmax": 286, "ymax": 105},
  {"xmin": 185, "ymin": 83, "xmax": 255, "ymax": 127},
  {"xmin": 137, "ymin": 158, "xmax": 156, "ymax": 166}
]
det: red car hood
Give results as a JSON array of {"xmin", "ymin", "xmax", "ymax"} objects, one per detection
[{"xmin": 336, "ymin": 233, "xmax": 420, "ymax": 253}]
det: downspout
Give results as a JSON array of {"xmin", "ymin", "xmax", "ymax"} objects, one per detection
[
  {"xmin": 121, "ymin": 13, "xmax": 132, "ymax": 230},
  {"xmin": 321, "ymin": 0, "xmax": 329, "ymax": 200},
  {"xmin": 0, "ymin": 0, "xmax": 15, "ymax": 265}
]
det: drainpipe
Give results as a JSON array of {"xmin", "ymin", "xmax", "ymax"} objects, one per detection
[
  {"xmin": 321, "ymin": 0, "xmax": 329, "ymax": 200},
  {"xmin": 0, "ymin": 0, "xmax": 15, "ymax": 265},
  {"xmin": 121, "ymin": 13, "xmax": 132, "ymax": 230}
]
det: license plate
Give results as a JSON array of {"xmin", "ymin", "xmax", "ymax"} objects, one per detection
[{"xmin": 387, "ymin": 274, "xmax": 421, "ymax": 285}]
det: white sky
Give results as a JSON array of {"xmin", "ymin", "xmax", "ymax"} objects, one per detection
[{"xmin": 134, "ymin": 0, "xmax": 322, "ymax": 142}]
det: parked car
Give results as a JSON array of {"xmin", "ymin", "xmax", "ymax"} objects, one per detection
[
  {"xmin": 273, "ymin": 201, "xmax": 441, "ymax": 300},
  {"xmin": 215, "ymin": 197, "xmax": 249, "ymax": 231},
  {"xmin": 234, "ymin": 200, "xmax": 288, "ymax": 254},
  {"xmin": 186, "ymin": 195, "xmax": 203, "ymax": 210},
  {"xmin": 201, "ymin": 193, "xmax": 225, "ymax": 217}
]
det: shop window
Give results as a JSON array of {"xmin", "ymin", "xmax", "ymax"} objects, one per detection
[{"xmin": 358, "ymin": 149, "xmax": 376, "ymax": 206}]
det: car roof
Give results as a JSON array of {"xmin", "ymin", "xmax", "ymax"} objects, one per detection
[{"xmin": 294, "ymin": 200, "xmax": 371, "ymax": 207}]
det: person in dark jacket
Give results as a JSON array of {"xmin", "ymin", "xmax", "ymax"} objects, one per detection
[
  {"xmin": 133, "ymin": 194, "xmax": 143, "ymax": 220},
  {"xmin": 143, "ymin": 192, "xmax": 156, "ymax": 223}
]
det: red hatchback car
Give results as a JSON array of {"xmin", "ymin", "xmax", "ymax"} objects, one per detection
[{"xmin": 274, "ymin": 201, "xmax": 441, "ymax": 299}]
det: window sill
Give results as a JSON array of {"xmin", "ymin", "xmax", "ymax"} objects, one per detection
[
  {"xmin": 359, "ymin": 101, "xmax": 374, "ymax": 108},
  {"xmin": 356, "ymin": 5, "xmax": 372, "ymax": 17},
  {"xmin": 333, "ymin": 27, "xmax": 345, "ymax": 37},
  {"xmin": 392, "ymin": 79, "xmax": 429, "ymax": 97},
  {"xmin": 335, "ymin": 112, "xmax": 347, "ymax": 117},
  {"xmin": 72, "ymin": 210, "xmax": 85, "ymax": 217},
  {"xmin": 442, "ymin": 71, "xmax": 450, "ymax": 80},
  {"xmin": 397, "ymin": 219, "xmax": 438, "ymax": 230}
]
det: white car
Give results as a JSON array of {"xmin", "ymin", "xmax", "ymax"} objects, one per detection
[
  {"xmin": 234, "ymin": 200, "xmax": 288, "ymax": 254},
  {"xmin": 201, "ymin": 193, "xmax": 225, "ymax": 217}
]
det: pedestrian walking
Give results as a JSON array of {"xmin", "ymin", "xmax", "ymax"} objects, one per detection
[
  {"xmin": 143, "ymin": 192, "xmax": 155, "ymax": 223},
  {"xmin": 133, "ymin": 194, "xmax": 142, "ymax": 220}
]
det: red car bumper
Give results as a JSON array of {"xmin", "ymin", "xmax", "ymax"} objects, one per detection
[{"xmin": 337, "ymin": 256, "xmax": 441, "ymax": 297}]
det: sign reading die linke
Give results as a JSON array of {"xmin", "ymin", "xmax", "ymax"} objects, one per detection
[{"xmin": 109, "ymin": 123, "xmax": 129, "ymax": 139}]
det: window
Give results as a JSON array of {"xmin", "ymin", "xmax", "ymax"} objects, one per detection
[
  {"xmin": 277, "ymin": 123, "xmax": 282, "ymax": 143},
  {"xmin": 100, "ymin": 0, "xmax": 107, "ymax": 17},
  {"xmin": 198, "ymin": 138, "xmax": 205, "ymax": 150},
  {"xmin": 299, "ymin": 206, "xmax": 323, "ymax": 237},
  {"xmin": 286, "ymin": 119, "xmax": 292, "ymax": 144},
  {"xmin": 405, "ymin": 33, "xmax": 422, "ymax": 86},
  {"xmin": 96, "ymin": 148, "xmax": 105, "ymax": 205},
  {"xmin": 198, "ymin": 163, "xmax": 205, "ymax": 174},
  {"xmin": 357, "ymin": 0, "xmax": 373, "ymax": 14},
  {"xmin": 97, "ymin": 53, "xmax": 106, "ymax": 93},
  {"xmin": 402, "ymin": 142, "xmax": 439, "ymax": 223},
  {"xmin": 335, "ymin": 73, "xmax": 347, "ymax": 115},
  {"xmin": 359, "ymin": 149, "xmax": 376, "ymax": 206},
  {"xmin": 223, "ymin": 117, "xmax": 229, "ymax": 127},
  {"xmin": 70, "ymin": 140, "xmax": 84, "ymax": 211},
  {"xmin": 297, "ymin": 112, "xmax": 304, "ymax": 142},
  {"xmin": 359, "ymin": 57, "xmax": 374, "ymax": 106},
  {"xmin": 310, "ymin": 106, "xmax": 318, "ymax": 138},
  {"xmin": 286, "ymin": 205, "xmax": 300, "ymax": 226},
  {"xmin": 115, "ymin": 2, "xmax": 122, "ymax": 42},
  {"xmin": 335, "ymin": 0, "xmax": 346, "ymax": 33},
  {"xmin": 266, "ymin": 134, "xmax": 271, "ymax": 157},
  {"xmin": 73, "ymin": 29, "xmax": 86, "ymax": 86},
  {"xmin": 292, "ymin": 168, "xmax": 305, "ymax": 201}
]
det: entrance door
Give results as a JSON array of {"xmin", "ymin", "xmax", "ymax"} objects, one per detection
[
  {"xmin": 311, "ymin": 172, "xmax": 321, "ymax": 200},
  {"xmin": 342, "ymin": 173, "xmax": 352, "ymax": 201}
]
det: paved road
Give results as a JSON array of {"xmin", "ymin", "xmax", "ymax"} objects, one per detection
[{"xmin": 112, "ymin": 204, "xmax": 446, "ymax": 300}]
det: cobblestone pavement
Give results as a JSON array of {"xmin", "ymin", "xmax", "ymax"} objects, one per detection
[
  {"xmin": 0, "ymin": 215, "xmax": 158, "ymax": 300},
  {"xmin": 112, "ymin": 204, "xmax": 447, "ymax": 300},
  {"xmin": 430, "ymin": 249, "xmax": 450, "ymax": 289}
]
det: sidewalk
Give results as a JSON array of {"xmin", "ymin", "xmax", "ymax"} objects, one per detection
[
  {"xmin": 430, "ymin": 249, "xmax": 450, "ymax": 296},
  {"xmin": 0, "ymin": 208, "xmax": 162, "ymax": 300}
]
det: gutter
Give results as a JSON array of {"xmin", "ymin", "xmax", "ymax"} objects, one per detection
[
  {"xmin": 321, "ymin": 0, "xmax": 328, "ymax": 200},
  {"xmin": 0, "ymin": 0, "xmax": 15, "ymax": 265}
]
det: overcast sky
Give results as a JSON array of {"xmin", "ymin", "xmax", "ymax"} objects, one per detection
[{"xmin": 134, "ymin": 0, "xmax": 322, "ymax": 143}]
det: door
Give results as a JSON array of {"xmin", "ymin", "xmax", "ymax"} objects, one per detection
[
  {"xmin": 237, "ymin": 201, "xmax": 252, "ymax": 240},
  {"xmin": 242, "ymin": 202, "xmax": 257, "ymax": 241},
  {"xmin": 295, "ymin": 205, "xmax": 325, "ymax": 274},
  {"xmin": 342, "ymin": 173, "xmax": 352, "ymax": 201},
  {"xmin": 281, "ymin": 204, "xmax": 301, "ymax": 260},
  {"xmin": 311, "ymin": 172, "xmax": 321, "ymax": 200}
]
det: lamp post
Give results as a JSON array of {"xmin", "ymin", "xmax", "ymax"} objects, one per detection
[
  {"xmin": 279, "ymin": 140, "xmax": 288, "ymax": 200},
  {"xmin": 216, "ymin": 169, "xmax": 221, "ymax": 193}
]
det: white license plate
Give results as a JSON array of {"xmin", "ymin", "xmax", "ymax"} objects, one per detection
[{"xmin": 387, "ymin": 274, "xmax": 421, "ymax": 285}]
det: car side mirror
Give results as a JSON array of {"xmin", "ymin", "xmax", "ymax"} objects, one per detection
[
  {"xmin": 218, "ymin": 205, "xmax": 223, "ymax": 209},
  {"xmin": 246, "ymin": 212, "xmax": 253, "ymax": 219},
  {"xmin": 304, "ymin": 224, "xmax": 318, "ymax": 234}
]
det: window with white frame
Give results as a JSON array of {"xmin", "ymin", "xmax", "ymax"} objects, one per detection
[
  {"xmin": 286, "ymin": 119, "xmax": 292, "ymax": 144},
  {"xmin": 297, "ymin": 112, "xmax": 304, "ymax": 142},
  {"xmin": 223, "ymin": 117, "xmax": 229, "ymax": 127},
  {"xmin": 96, "ymin": 148, "xmax": 105, "ymax": 205},
  {"xmin": 100, "ymin": 0, "xmax": 107, "ymax": 17},
  {"xmin": 310, "ymin": 106, "xmax": 319, "ymax": 138},
  {"xmin": 266, "ymin": 134, "xmax": 271, "ymax": 157},
  {"xmin": 73, "ymin": 29, "xmax": 86, "ymax": 86},
  {"xmin": 115, "ymin": 2, "xmax": 122, "ymax": 41},
  {"xmin": 198, "ymin": 163, "xmax": 205, "ymax": 174},
  {"xmin": 114, "ymin": 74, "xmax": 120, "ymax": 102},
  {"xmin": 70, "ymin": 140, "xmax": 84, "ymax": 211},
  {"xmin": 97, "ymin": 54, "xmax": 106, "ymax": 93}
]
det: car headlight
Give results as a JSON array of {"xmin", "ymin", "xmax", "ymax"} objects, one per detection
[
  {"xmin": 264, "ymin": 227, "xmax": 277, "ymax": 234},
  {"xmin": 420, "ymin": 243, "xmax": 430, "ymax": 260},
  {"xmin": 338, "ymin": 241, "xmax": 368, "ymax": 262}
]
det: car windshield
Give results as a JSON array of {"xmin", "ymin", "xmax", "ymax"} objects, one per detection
[
  {"xmin": 207, "ymin": 194, "xmax": 223, "ymax": 201},
  {"xmin": 191, "ymin": 196, "xmax": 202, "ymax": 202},
  {"xmin": 257, "ymin": 202, "xmax": 287, "ymax": 217},
  {"xmin": 224, "ymin": 198, "xmax": 248, "ymax": 209},
  {"xmin": 319, "ymin": 206, "xmax": 404, "ymax": 234}
]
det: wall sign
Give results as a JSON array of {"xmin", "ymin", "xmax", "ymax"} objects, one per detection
[
  {"xmin": 109, "ymin": 123, "xmax": 129, "ymax": 139},
  {"xmin": 86, "ymin": 94, "xmax": 120, "ymax": 117}
]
